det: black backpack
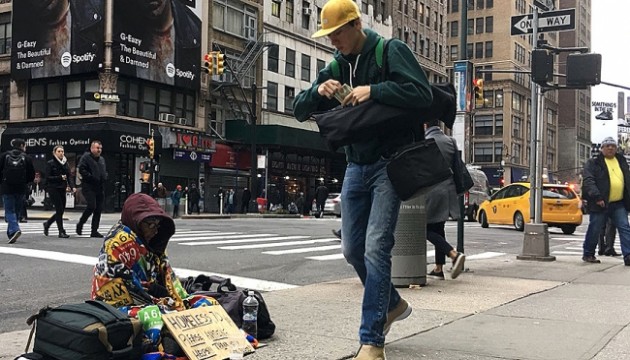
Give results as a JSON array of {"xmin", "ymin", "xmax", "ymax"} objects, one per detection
[{"xmin": 3, "ymin": 152, "xmax": 27, "ymax": 185}]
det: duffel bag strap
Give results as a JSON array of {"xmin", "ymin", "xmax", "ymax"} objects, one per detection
[{"xmin": 24, "ymin": 307, "xmax": 50, "ymax": 353}]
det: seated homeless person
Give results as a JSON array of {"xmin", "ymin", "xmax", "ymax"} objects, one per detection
[
  {"xmin": 292, "ymin": 0, "xmax": 433, "ymax": 358},
  {"xmin": 91, "ymin": 193, "xmax": 219, "ymax": 353}
]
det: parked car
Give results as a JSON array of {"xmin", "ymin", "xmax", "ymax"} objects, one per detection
[
  {"xmin": 463, "ymin": 166, "xmax": 492, "ymax": 221},
  {"xmin": 477, "ymin": 182, "xmax": 582, "ymax": 234},
  {"xmin": 312, "ymin": 193, "xmax": 341, "ymax": 217}
]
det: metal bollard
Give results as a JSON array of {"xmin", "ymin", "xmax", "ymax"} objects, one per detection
[{"xmin": 391, "ymin": 194, "xmax": 426, "ymax": 287}]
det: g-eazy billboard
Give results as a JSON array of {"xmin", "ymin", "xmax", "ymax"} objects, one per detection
[
  {"xmin": 11, "ymin": 0, "xmax": 104, "ymax": 80},
  {"xmin": 113, "ymin": 0, "xmax": 201, "ymax": 90}
]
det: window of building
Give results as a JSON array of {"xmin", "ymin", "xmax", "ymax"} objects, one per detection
[
  {"xmin": 485, "ymin": 41, "xmax": 493, "ymax": 58},
  {"xmin": 433, "ymin": 42, "xmax": 438, "ymax": 62},
  {"xmin": 514, "ymin": 43, "xmax": 526, "ymax": 63},
  {"xmin": 475, "ymin": 42, "xmax": 483, "ymax": 58},
  {"xmin": 477, "ymin": 0, "xmax": 484, "ymax": 9},
  {"xmin": 116, "ymin": 78, "xmax": 195, "ymax": 124},
  {"xmin": 141, "ymin": 85, "xmax": 157, "ymax": 120},
  {"xmin": 419, "ymin": 3, "xmax": 424, "ymax": 24},
  {"xmin": 467, "ymin": 19, "xmax": 473, "ymax": 35},
  {"xmin": 439, "ymin": 45, "xmax": 443, "ymax": 63},
  {"xmin": 494, "ymin": 142, "xmax": 503, "ymax": 161},
  {"xmin": 468, "ymin": 0, "xmax": 474, "ymax": 8},
  {"xmin": 286, "ymin": 0, "xmax": 294, "ymax": 23},
  {"xmin": 267, "ymin": 82, "xmax": 278, "ymax": 111},
  {"xmin": 301, "ymin": 54, "xmax": 311, "ymax": 82},
  {"xmin": 207, "ymin": 108, "xmax": 223, "ymax": 137},
  {"xmin": 486, "ymin": 0, "xmax": 493, "ymax": 8},
  {"xmin": 412, "ymin": 31, "xmax": 418, "ymax": 51},
  {"xmin": 495, "ymin": 114, "xmax": 503, "ymax": 135},
  {"xmin": 0, "ymin": 13, "xmax": 10, "ymax": 54},
  {"xmin": 268, "ymin": 45, "xmax": 279, "ymax": 73},
  {"xmin": 285, "ymin": 49, "xmax": 295, "ymax": 78},
  {"xmin": 474, "ymin": 142, "xmax": 493, "ymax": 162},
  {"xmin": 450, "ymin": 45, "xmax": 458, "ymax": 60},
  {"xmin": 450, "ymin": 21, "xmax": 458, "ymax": 38},
  {"xmin": 451, "ymin": 0, "xmax": 459, "ymax": 12},
  {"xmin": 466, "ymin": 43, "xmax": 473, "ymax": 59},
  {"xmin": 513, "ymin": 116, "xmax": 522, "ymax": 138},
  {"xmin": 512, "ymin": 143, "xmax": 521, "ymax": 163},
  {"xmin": 29, "ymin": 77, "xmax": 101, "ymax": 118},
  {"xmin": 302, "ymin": 1, "xmax": 311, "ymax": 29},
  {"xmin": 547, "ymin": 128, "xmax": 555, "ymax": 147},
  {"xmin": 426, "ymin": 6, "xmax": 431, "ymax": 27},
  {"xmin": 362, "ymin": 0, "xmax": 369, "ymax": 13},
  {"xmin": 285, "ymin": 86, "xmax": 295, "ymax": 113},
  {"xmin": 271, "ymin": 1, "xmax": 280, "ymax": 17},
  {"xmin": 512, "ymin": 92, "xmax": 523, "ymax": 112},
  {"xmin": 476, "ymin": 17, "xmax": 483, "ymax": 34},
  {"xmin": 483, "ymin": 90, "xmax": 493, "ymax": 107},
  {"xmin": 213, "ymin": 0, "xmax": 258, "ymax": 39},
  {"xmin": 316, "ymin": 59, "xmax": 325, "ymax": 74},
  {"xmin": 475, "ymin": 115, "xmax": 493, "ymax": 135},
  {"xmin": 485, "ymin": 16, "xmax": 493, "ymax": 33}
]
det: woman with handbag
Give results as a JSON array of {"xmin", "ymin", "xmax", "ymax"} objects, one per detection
[
  {"xmin": 424, "ymin": 120, "xmax": 466, "ymax": 279},
  {"xmin": 43, "ymin": 145, "xmax": 74, "ymax": 238}
]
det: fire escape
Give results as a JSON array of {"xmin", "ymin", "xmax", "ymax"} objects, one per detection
[{"xmin": 212, "ymin": 33, "xmax": 277, "ymax": 125}]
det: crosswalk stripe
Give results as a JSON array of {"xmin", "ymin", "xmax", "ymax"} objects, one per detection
[
  {"xmin": 219, "ymin": 239, "xmax": 334, "ymax": 250},
  {"xmin": 550, "ymin": 237, "xmax": 583, "ymax": 241},
  {"xmin": 466, "ymin": 252, "xmax": 506, "ymax": 260},
  {"xmin": 171, "ymin": 231, "xmax": 224, "ymax": 237},
  {"xmin": 264, "ymin": 244, "xmax": 341, "ymax": 255},
  {"xmin": 552, "ymin": 251, "xmax": 582, "ymax": 255},
  {"xmin": 306, "ymin": 253, "xmax": 345, "ymax": 261},
  {"xmin": 171, "ymin": 234, "xmax": 276, "ymax": 242},
  {"xmin": 179, "ymin": 235, "xmax": 309, "ymax": 246},
  {"xmin": 172, "ymin": 232, "xmax": 240, "ymax": 239}
]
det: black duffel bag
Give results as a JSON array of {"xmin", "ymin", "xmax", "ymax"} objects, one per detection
[
  {"xmin": 386, "ymin": 137, "xmax": 453, "ymax": 201},
  {"xmin": 25, "ymin": 300, "xmax": 143, "ymax": 360},
  {"xmin": 182, "ymin": 275, "xmax": 276, "ymax": 339}
]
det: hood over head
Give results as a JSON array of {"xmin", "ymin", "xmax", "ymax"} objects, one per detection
[{"xmin": 121, "ymin": 193, "xmax": 175, "ymax": 255}]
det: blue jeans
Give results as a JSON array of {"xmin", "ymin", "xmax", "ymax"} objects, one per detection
[
  {"xmin": 340, "ymin": 160, "xmax": 402, "ymax": 347},
  {"xmin": 584, "ymin": 201, "xmax": 630, "ymax": 257},
  {"xmin": 3, "ymin": 194, "xmax": 23, "ymax": 237}
]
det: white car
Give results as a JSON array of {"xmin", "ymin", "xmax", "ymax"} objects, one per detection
[{"xmin": 312, "ymin": 193, "xmax": 341, "ymax": 217}]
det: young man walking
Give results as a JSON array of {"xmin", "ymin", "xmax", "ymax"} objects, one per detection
[
  {"xmin": 76, "ymin": 140, "xmax": 107, "ymax": 238},
  {"xmin": 293, "ymin": 0, "xmax": 433, "ymax": 358},
  {"xmin": 582, "ymin": 136, "xmax": 630, "ymax": 264},
  {"xmin": 0, "ymin": 138, "xmax": 35, "ymax": 244}
]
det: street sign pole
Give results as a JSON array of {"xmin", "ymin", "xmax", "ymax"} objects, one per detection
[{"xmin": 518, "ymin": 5, "xmax": 555, "ymax": 262}]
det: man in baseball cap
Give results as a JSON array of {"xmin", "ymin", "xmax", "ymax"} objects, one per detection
[
  {"xmin": 311, "ymin": 0, "xmax": 361, "ymax": 38},
  {"xmin": 293, "ymin": 1, "xmax": 434, "ymax": 359}
]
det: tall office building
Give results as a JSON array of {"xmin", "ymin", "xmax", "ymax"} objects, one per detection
[
  {"xmin": 446, "ymin": 0, "xmax": 561, "ymax": 186},
  {"xmin": 556, "ymin": 0, "xmax": 592, "ymax": 184}
]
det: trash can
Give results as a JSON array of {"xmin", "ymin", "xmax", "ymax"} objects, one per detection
[
  {"xmin": 256, "ymin": 197, "xmax": 267, "ymax": 213},
  {"xmin": 391, "ymin": 194, "xmax": 426, "ymax": 287}
]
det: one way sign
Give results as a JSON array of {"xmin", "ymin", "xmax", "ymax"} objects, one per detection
[{"xmin": 511, "ymin": 8, "xmax": 575, "ymax": 35}]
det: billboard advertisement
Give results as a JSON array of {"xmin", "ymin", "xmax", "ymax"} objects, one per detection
[
  {"xmin": 453, "ymin": 60, "xmax": 472, "ymax": 113},
  {"xmin": 113, "ymin": 0, "xmax": 201, "ymax": 90},
  {"xmin": 11, "ymin": 0, "xmax": 105, "ymax": 80},
  {"xmin": 590, "ymin": 87, "xmax": 619, "ymax": 144}
]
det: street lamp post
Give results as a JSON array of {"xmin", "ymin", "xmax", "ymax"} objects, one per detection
[{"xmin": 250, "ymin": 83, "xmax": 258, "ymax": 212}]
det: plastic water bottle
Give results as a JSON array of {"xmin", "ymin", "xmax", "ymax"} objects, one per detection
[{"xmin": 242, "ymin": 290, "xmax": 259, "ymax": 338}]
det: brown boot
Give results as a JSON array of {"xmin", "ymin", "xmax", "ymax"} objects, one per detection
[{"xmin": 353, "ymin": 345, "xmax": 386, "ymax": 360}]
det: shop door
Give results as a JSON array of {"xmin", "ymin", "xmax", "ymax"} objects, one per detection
[{"xmin": 113, "ymin": 153, "xmax": 135, "ymax": 211}]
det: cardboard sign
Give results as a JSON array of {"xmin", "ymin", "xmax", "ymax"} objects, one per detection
[{"xmin": 162, "ymin": 306, "xmax": 254, "ymax": 360}]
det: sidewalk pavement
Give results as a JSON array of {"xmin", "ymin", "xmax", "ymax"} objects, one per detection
[{"xmin": 2, "ymin": 253, "xmax": 629, "ymax": 360}]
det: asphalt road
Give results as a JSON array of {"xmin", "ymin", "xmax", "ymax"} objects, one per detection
[{"xmin": 0, "ymin": 214, "xmax": 593, "ymax": 333}]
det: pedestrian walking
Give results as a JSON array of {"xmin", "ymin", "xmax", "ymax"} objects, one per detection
[
  {"xmin": 292, "ymin": 0, "xmax": 433, "ymax": 357},
  {"xmin": 225, "ymin": 188, "xmax": 235, "ymax": 214},
  {"xmin": 424, "ymin": 120, "xmax": 466, "ymax": 279},
  {"xmin": 598, "ymin": 218, "xmax": 619, "ymax": 256},
  {"xmin": 582, "ymin": 136, "xmax": 630, "ymax": 265},
  {"xmin": 315, "ymin": 182, "xmax": 329, "ymax": 217},
  {"xmin": 241, "ymin": 187, "xmax": 251, "ymax": 213},
  {"xmin": 43, "ymin": 145, "xmax": 75, "ymax": 238},
  {"xmin": 296, "ymin": 192, "xmax": 305, "ymax": 216},
  {"xmin": 0, "ymin": 138, "xmax": 35, "ymax": 244},
  {"xmin": 187, "ymin": 183, "xmax": 201, "ymax": 214},
  {"xmin": 76, "ymin": 140, "xmax": 107, "ymax": 238},
  {"xmin": 153, "ymin": 182, "xmax": 168, "ymax": 211},
  {"xmin": 171, "ymin": 185, "xmax": 182, "ymax": 218}
]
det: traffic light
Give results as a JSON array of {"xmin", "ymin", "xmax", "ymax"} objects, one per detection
[
  {"xmin": 499, "ymin": 175, "xmax": 505, "ymax": 187},
  {"xmin": 473, "ymin": 78, "xmax": 484, "ymax": 108},
  {"xmin": 147, "ymin": 138, "xmax": 155, "ymax": 159},
  {"xmin": 139, "ymin": 161, "xmax": 151, "ymax": 173},
  {"xmin": 203, "ymin": 52, "xmax": 214, "ymax": 74},
  {"xmin": 216, "ymin": 52, "xmax": 225, "ymax": 75},
  {"xmin": 531, "ymin": 49, "xmax": 554, "ymax": 85}
]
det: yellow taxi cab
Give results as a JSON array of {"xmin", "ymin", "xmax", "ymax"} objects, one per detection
[{"xmin": 477, "ymin": 182, "xmax": 583, "ymax": 234}]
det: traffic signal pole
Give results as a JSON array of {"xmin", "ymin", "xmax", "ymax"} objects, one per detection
[{"xmin": 456, "ymin": 0, "xmax": 468, "ymax": 254}]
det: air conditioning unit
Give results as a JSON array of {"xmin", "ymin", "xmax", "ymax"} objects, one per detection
[
  {"xmin": 303, "ymin": 8, "xmax": 313, "ymax": 16},
  {"xmin": 159, "ymin": 113, "xmax": 175, "ymax": 123},
  {"xmin": 177, "ymin": 117, "xmax": 192, "ymax": 126},
  {"xmin": 376, "ymin": 14, "xmax": 382, "ymax": 22},
  {"xmin": 403, "ymin": 26, "xmax": 410, "ymax": 33}
]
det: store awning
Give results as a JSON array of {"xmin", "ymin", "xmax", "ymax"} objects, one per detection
[
  {"xmin": 225, "ymin": 120, "xmax": 331, "ymax": 152},
  {"xmin": 1, "ymin": 118, "xmax": 161, "ymax": 154}
]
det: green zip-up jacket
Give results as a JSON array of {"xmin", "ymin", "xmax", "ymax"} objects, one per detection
[{"xmin": 293, "ymin": 29, "xmax": 433, "ymax": 164}]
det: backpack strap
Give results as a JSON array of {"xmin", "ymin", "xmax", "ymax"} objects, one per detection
[{"xmin": 329, "ymin": 37, "xmax": 386, "ymax": 81}]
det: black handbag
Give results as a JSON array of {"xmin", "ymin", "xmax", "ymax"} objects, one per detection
[
  {"xmin": 450, "ymin": 138, "xmax": 474, "ymax": 195},
  {"xmin": 386, "ymin": 138, "xmax": 453, "ymax": 201}
]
